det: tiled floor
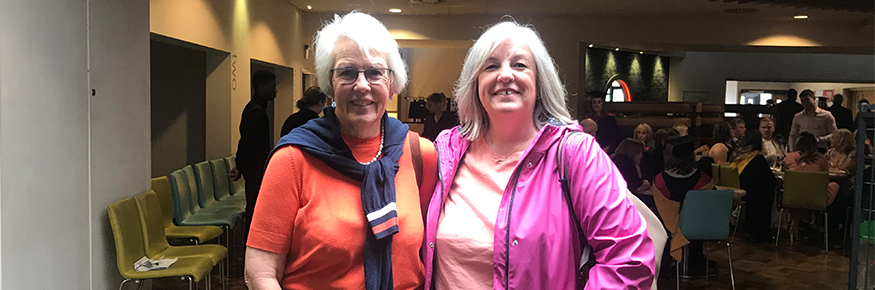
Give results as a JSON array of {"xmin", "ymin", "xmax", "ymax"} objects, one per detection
[{"xmin": 153, "ymin": 235, "xmax": 858, "ymax": 290}]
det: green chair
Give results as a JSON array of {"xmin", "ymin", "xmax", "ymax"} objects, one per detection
[
  {"xmin": 224, "ymin": 156, "xmax": 245, "ymax": 196},
  {"xmin": 776, "ymin": 170, "xmax": 830, "ymax": 251},
  {"xmin": 108, "ymin": 197, "xmax": 214, "ymax": 290},
  {"xmin": 717, "ymin": 165, "xmax": 740, "ymax": 188},
  {"xmin": 678, "ymin": 189, "xmax": 736, "ymax": 290},
  {"xmin": 209, "ymin": 159, "xmax": 246, "ymax": 204},
  {"xmin": 169, "ymin": 168, "xmax": 240, "ymax": 229},
  {"xmin": 710, "ymin": 163, "xmax": 721, "ymax": 184},
  {"xmin": 134, "ymin": 191, "xmax": 228, "ymax": 290},
  {"xmin": 717, "ymin": 165, "xmax": 745, "ymax": 236},
  {"xmin": 193, "ymin": 161, "xmax": 245, "ymax": 212},
  {"xmin": 151, "ymin": 176, "xmax": 223, "ymax": 244}
]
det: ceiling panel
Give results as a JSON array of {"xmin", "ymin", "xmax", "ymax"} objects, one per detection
[{"xmin": 408, "ymin": 4, "xmax": 452, "ymax": 15}]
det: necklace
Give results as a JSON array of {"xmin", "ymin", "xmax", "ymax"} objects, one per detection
[
  {"xmin": 484, "ymin": 138, "xmax": 522, "ymax": 164},
  {"xmin": 359, "ymin": 123, "xmax": 384, "ymax": 165}
]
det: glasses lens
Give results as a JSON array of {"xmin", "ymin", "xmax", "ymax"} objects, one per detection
[
  {"xmin": 335, "ymin": 69, "xmax": 357, "ymax": 82},
  {"xmin": 365, "ymin": 68, "xmax": 387, "ymax": 83}
]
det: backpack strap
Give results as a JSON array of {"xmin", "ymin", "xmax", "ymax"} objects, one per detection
[{"xmin": 408, "ymin": 132, "xmax": 423, "ymax": 189}]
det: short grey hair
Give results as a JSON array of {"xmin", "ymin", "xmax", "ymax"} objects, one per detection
[
  {"xmin": 314, "ymin": 12, "xmax": 407, "ymax": 97},
  {"xmin": 455, "ymin": 21, "xmax": 573, "ymax": 140}
]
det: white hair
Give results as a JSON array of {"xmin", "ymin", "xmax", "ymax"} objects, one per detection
[
  {"xmin": 454, "ymin": 21, "xmax": 573, "ymax": 141},
  {"xmin": 314, "ymin": 12, "xmax": 408, "ymax": 97}
]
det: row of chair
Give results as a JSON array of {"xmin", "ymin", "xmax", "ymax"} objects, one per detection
[
  {"xmin": 108, "ymin": 156, "xmax": 245, "ymax": 289},
  {"xmin": 108, "ymin": 191, "xmax": 228, "ymax": 290}
]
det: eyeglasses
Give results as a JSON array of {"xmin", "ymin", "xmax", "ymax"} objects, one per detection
[{"xmin": 330, "ymin": 67, "xmax": 393, "ymax": 85}]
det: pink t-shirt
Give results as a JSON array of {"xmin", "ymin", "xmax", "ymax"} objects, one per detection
[{"xmin": 434, "ymin": 138, "xmax": 522, "ymax": 290}]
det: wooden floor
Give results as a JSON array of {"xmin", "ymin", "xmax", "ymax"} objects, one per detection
[{"xmin": 153, "ymin": 235, "xmax": 860, "ymax": 290}]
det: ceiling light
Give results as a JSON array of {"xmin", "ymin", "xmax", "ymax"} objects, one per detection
[
  {"xmin": 639, "ymin": 51, "xmax": 644, "ymax": 54},
  {"xmin": 307, "ymin": 5, "xmax": 312, "ymax": 9},
  {"xmin": 794, "ymin": 15, "xmax": 808, "ymax": 19},
  {"xmin": 615, "ymin": 48, "xmax": 619, "ymax": 51},
  {"xmin": 588, "ymin": 44, "xmax": 593, "ymax": 48},
  {"xmin": 389, "ymin": 8, "xmax": 402, "ymax": 13}
]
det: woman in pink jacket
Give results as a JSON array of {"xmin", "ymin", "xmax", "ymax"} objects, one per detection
[{"xmin": 424, "ymin": 21, "xmax": 655, "ymax": 290}]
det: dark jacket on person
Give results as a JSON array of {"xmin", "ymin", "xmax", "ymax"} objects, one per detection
[
  {"xmin": 236, "ymin": 96, "xmax": 271, "ymax": 178},
  {"xmin": 775, "ymin": 100, "xmax": 803, "ymax": 140},
  {"xmin": 640, "ymin": 147, "xmax": 664, "ymax": 181},
  {"xmin": 280, "ymin": 109, "xmax": 319, "ymax": 137},
  {"xmin": 612, "ymin": 154, "xmax": 643, "ymax": 193},
  {"xmin": 828, "ymin": 104, "xmax": 854, "ymax": 131},
  {"xmin": 421, "ymin": 111, "xmax": 458, "ymax": 142},
  {"xmin": 732, "ymin": 154, "xmax": 777, "ymax": 242}
]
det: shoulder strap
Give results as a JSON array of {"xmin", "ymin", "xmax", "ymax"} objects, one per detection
[
  {"xmin": 557, "ymin": 131, "xmax": 585, "ymax": 240},
  {"xmin": 408, "ymin": 132, "xmax": 423, "ymax": 189}
]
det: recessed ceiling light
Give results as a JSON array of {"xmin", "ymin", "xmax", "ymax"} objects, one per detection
[
  {"xmin": 794, "ymin": 15, "xmax": 808, "ymax": 19},
  {"xmin": 639, "ymin": 51, "xmax": 644, "ymax": 54},
  {"xmin": 307, "ymin": 5, "xmax": 312, "ymax": 9},
  {"xmin": 588, "ymin": 44, "xmax": 593, "ymax": 48},
  {"xmin": 615, "ymin": 48, "xmax": 619, "ymax": 51},
  {"xmin": 389, "ymin": 8, "xmax": 402, "ymax": 13}
]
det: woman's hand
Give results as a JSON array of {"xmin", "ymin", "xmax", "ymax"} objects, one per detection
[{"xmin": 636, "ymin": 179, "xmax": 651, "ymax": 192}]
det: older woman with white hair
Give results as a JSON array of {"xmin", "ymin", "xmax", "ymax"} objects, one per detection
[
  {"xmin": 423, "ymin": 21, "xmax": 655, "ymax": 290},
  {"xmin": 245, "ymin": 12, "xmax": 438, "ymax": 290}
]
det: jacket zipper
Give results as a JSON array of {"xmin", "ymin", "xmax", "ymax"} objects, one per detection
[{"xmin": 504, "ymin": 166, "xmax": 524, "ymax": 290}]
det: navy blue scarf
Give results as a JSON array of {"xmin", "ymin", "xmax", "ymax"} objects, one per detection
[{"xmin": 271, "ymin": 107, "xmax": 407, "ymax": 290}]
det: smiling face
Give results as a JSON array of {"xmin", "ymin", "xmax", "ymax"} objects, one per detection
[
  {"xmin": 331, "ymin": 37, "xmax": 392, "ymax": 135},
  {"xmin": 477, "ymin": 39, "xmax": 537, "ymax": 120},
  {"xmin": 591, "ymin": 98, "xmax": 604, "ymax": 113}
]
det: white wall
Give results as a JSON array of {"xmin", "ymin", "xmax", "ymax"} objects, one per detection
[
  {"xmin": 88, "ymin": 1, "xmax": 151, "ymax": 288},
  {"xmin": 0, "ymin": 1, "xmax": 90, "ymax": 289},
  {"xmin": 0, "ymin": 0, "xmax": 150, "ymax": 289},
  {"xmin": 669, "ymin": 52, "xmax": 875, "ymax": 103}
]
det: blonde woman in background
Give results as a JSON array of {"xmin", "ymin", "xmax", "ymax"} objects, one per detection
[
  {"xmin": 826, "ymin": 128, "xmax": 855, "ymax": 173},
  {"xmin": 634, "ymin": 123, "xmax": 654, "ymax": 149}
]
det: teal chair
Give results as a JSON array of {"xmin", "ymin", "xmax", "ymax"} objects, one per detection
[
  {"xmin": 151, "ymin": 176, "xmax": 223, "ymax": 244},
  {"xmin": 224, "ymin": 156, "xmax": 245, "ymax": 196},
  {"xmin": 193, "ymin": 161, "xmax": 245, "ymax": 212},
  {"xmin": 678, "ymin": 189, "xmax": 736, "ymax": 290},
  {"xmin": 776, "ymin": 170, "xmax": 830, "ymax": 251},
  {"xmin": 108, "ymin": 197, "xmax": 214, "ymax": 290},
  {"xmin": 209, "ymin": 159, "xmax": 246, "ymax": 204}
]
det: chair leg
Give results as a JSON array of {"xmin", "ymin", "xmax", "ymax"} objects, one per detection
[
  {"xmin": 676, "ymin": 259, "xmax": 680, "ymax": 290},
  {"xmin": 727, "ymin": 242, "xmax": 735, "ymax": 290},
  {"xmin": 733, "ymin": 205, "xmax": 743, "ymax": 237},
  {"xmin": 118, "ymin": 279, "xmax": 133, "ymax": 290},
  {"xmin": 186, "ymin": 276, "xmax": 193, "ymax": 290},
  {"xmin": 135, "ymin": 279, "xmax": 144, "ymax": 290},
  {"xmin": 705, "ymin": 242, "xmax": 710, "ymax": 282},
  {"xmin": 776, "ymin": 208, "xmax": 784, "ymax": 247},
  {"xmin": 824, "ymin": 212, "xmax": 829, "ymax": 253}
]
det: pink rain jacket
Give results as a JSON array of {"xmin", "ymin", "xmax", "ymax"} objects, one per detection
[{"xmin": 423, "ymin": 124, "xmax": 655, "ymax": 290}]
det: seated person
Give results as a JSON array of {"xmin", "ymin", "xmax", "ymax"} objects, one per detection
[
  {"xmin": 784, "ymin": 132, "xmax": 839, "ymax": 205},
  {"xmin": 421, "ymin": 92, "xmax": 459, "ymax": 142},
  {"xmin": 611, "ymin": 138, "xmax": 650, "ymax": 194},
  {"xmin": 641, "ymin": 128, "xmax": 678, "ymax": 181},
  {"xmin": 634, "ymin": 123, "xmax": 654, "ymax": 149},
  {"xmin": 729, "ymin": 131, "xmax": 777, "ymax": 243},
  {"xmin": 826, "ymin": 128, "xmax": 855, "ymax": 173},
  {"xmin": 709, "ymin": 122, "xmax": 734, "ymax": 165},
  {"xmin": 652, "ymin": 135, "xmax": 715, "ymax": 275},
  {"xmin": 579, "ymin": 118, "xmax": 598, "ymax": 136}
]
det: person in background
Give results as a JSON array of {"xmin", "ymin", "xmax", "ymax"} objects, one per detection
[
  {"xmin": 634, "ymin": 123, "xmax": 654, "ymax": 149},
  {"xmin": 583, "ymin": 91, "xmax": 610, "ymax": 122},
  {"xmin": 729, "ymin": 131, "xmax": 777, "ymax": 243},
  {"xmin": 612, "ymin": 138, "xmax": 651, "ymax": 194},
  {"xmin": 708, "ymin": 122, "xmax": 734, "ymax": 165},
  {"xmin": 730, "ymin": 118, "xmax": 746, "ymax": 147},
  {"xmin": 775, "ymin": 88, "xmax": 803, "ymax": 140},
  {"xmin": 672, "ymin": 123, "xmax": 688, "ymax": 136},
  {"xmin": 641, "ymin": 128, "xmax": 679, "ymax": 181},
  {"xmin": 232, "ymin": 69, "xmax": 276, "ymax": 247},
  {"xmin": 826, "ymin": 128, "xmax": 856, "ymax": 173},
  {"xmin": 580, "ymin": 118, "xmax": 598, "ymax": 136},
  {"xmin": 595, "ymin": 115, "xmax": 623, "ymax": 155},
  {"xmin": 421, "ymin": 92, "xmax": 459, "ymax": 142},
  {"xmin": 280, "ymin": 86, "xmax": 327, "ymax": 136},
  {"xmin": 817, "ymin": 97, "xmax": 829, "ymax": 110},
  {"xmin": 426, "ymin": 20, "xmax": 654, "ymax": 290},
  {"xmin": 783, "ymin": 132, "xmax": 840, "ymax": 241},
  {"xmin": 759, "ymin": 117, "xmax": 784, "ymax": 163},
  {"xmin": 651, "ymin": 135, "xmax": 716, "ymax": 276},
  {"xmin": 245, "ymin": 12, "xmax": 438, "ymax": 290},
  {"xmin": 829, "ymin": 94, "xmax": 854, "ymax": 131},
  {"xmin": 789, "ymin": 89, "xmax": 837, "ymax": 151}
]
